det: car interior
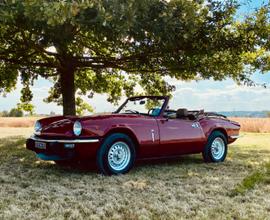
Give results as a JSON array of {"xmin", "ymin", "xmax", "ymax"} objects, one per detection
[{"xmin": 163, "ymin": 108, "xmax": 197, "ymax": 120}]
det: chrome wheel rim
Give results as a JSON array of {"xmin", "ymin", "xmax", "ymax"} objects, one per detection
[
  {"xmin": 211, "ymin": 137, "xmax": 225, "ymax": 160},
  {"xmin": 108, "ymin": 141, "xmax": 131, "ymax": 171}
]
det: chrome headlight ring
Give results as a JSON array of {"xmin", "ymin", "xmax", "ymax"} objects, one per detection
[
  {"xmin": 34, "ymin": 121, "xmax": 42, "ymax": 132},
  {"xmin": 73, "ymin": 121, "xmax": 82, "ymax": 136}
]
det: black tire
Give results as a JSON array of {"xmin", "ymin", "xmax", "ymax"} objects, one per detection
[
  {"xmin": 96, "ymin": 133, "xmax": 136, "ymax": 175},
  {"xmin": 202, "ymin": 131, "xmax": 227, "ymax": 163}
]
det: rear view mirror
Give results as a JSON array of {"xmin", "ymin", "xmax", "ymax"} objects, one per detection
[{"xmin": 139, "ymin": 100, "xmax": 145, "ymax": 105}]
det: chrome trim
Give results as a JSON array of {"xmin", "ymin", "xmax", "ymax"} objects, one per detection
[
  {"xmin": 151, "ymin": 129, "xmax": 155, "ymax": 143},
  {"xmin": 29, "ymin": 135, "xmax": 99, "ymax": 143},
  {"xmin": 230, "ymin": 135, "xmax": 241, "ymax": 139}
]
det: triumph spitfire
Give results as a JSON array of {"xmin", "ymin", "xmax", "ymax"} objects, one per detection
[{"xmin": 26, "ymin": 96, "xmax": 240, "ymax": 175}]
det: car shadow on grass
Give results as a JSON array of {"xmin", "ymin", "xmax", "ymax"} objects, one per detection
[
  {"xmin": 31, "ymin": 155, "xmax": 203, "ymax": 175},
  {"xmin": 3, "ymin": 136, "xmax": 267, "ymax": 176},
  {"xmin": 1, "ymin": 136, "xmax": 206, "ymax": 174},
  {"xmin": 135, "ymin": 154, "xmax": 203, "ymax": 167}
]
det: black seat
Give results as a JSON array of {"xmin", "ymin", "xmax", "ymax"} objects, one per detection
[{"xmin": 176, "ymin": 108, "xmax": 188, "ymax": 119}]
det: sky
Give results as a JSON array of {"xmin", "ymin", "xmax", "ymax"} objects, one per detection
[{"xmin": 0, "ymin": 0, "xmax": 269, "ymax": 114}]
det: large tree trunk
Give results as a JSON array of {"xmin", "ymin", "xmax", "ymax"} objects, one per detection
[{"xmin": 59, "ymin": 67, "xmax": 76, "ymax": 116}]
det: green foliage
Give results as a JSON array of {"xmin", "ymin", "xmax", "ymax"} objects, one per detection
[
  {"xmin": 232, "ymin": 171, "xmax": 264, "ymax": 195},
  {"xmin": 231, "ymin": 162, "xmax": 270, "ymax": 196},
  {"xmin": 75, "ymin": 97, "xmax": 94, "ymax": 116},
  {"xmin": 0, "ymin": 103, "xmax": 33, "ymax": 117},
  {"xmin": 17, "ymin": 103, "xmax": 35, "ymax": 115},
  {"xmin": 0, "ymin": 0, "xmax": 268, "ymax": 115},
  {"xmin": 8, "ymin": 108, "xmax": 24, "ymax": 117},
  {"xmin": 0, "ymin": 110, "xmax": 9, "ymax": 117}
]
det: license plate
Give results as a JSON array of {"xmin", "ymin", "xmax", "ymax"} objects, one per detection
[{"xmin": 35, "ymin": 141, "xmax": 46, "ymax": 150}]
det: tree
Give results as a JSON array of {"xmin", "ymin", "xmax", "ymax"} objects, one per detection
[
  {"xmin": 0, "ymin": 0, "xmax": 267, "ymax": 115},
  {"xmin": 17, "ymin": 103, "xmax": 35, "ymax": 115},
  {"xmin": 8, "ymin": 108, "xmax": 23, "ymax": 117},
  {"xmin": 242, "ymin": 5, "xmax": 270, "ymax": 82},
  {"xmin": 0, "ymin": 110, "xmax": 9, "ymax": 117}
]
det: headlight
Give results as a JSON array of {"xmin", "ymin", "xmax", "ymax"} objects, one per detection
[
  {"xmin": 73, "ymin": 121, "xmax": 82, "ymax": 136},
  {"xmin": 34, "ymin": 121, "xmax": 42, "ymax": 132}
]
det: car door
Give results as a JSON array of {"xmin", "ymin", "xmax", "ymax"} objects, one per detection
[{"xmin": 156, "ymin": 117, "xmax": 206, "ymax": 156}]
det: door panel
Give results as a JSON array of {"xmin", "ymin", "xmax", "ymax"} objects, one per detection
[{"xmin": 157, "ymin": 118, "xmax": 206, "ymax": 156}]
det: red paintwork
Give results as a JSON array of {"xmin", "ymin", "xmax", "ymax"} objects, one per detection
[{"xmin": 31, "ymin": 96, "xmax": 241, "ymax": 160}]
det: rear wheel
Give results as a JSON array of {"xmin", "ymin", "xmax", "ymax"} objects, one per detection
[
  {"xmin": 96, "ymin": 133, "xmax": 136, "ymax": 175},
  {"xmin": 202, "ymin": 131, "xmax": 227, "ymax": 163}
]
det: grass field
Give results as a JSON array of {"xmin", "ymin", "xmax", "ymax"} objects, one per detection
[
  {"xmin": 0, "ymin": 131, "xmax": 270, "ymax": 219},
  {"xmin": 1, "ymin": 116, "xmax": 270, "ymax": 133},
  {"xmin": 0, "ymin": 117, "xmax": 39, "ymax": 127},
  {"xmin": 231, "ymin": 117, "xmax": 270, "ymax": 133}
]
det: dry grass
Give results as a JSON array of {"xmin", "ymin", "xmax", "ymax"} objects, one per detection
[
  {"xmin": 0, "ymin": 132, "xmax": 270, "ymax": 219},
  {"xmin": 231, "ymin": 117, "xmax": 270, "ymax": 133},
  {"xmin": 1, "ymin": 116, "xmax": 270, "ymax": 133},
  {"xmin": 0, "ymin": 127, "xmax": 33, "ymax": 138},
  {"xmin": 0, "ymin": 117, "xmax": 40, "ymax": 127}
]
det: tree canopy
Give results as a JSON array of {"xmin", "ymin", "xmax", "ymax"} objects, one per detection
[{"xmin": 0, "ymin": 0, "xmax": 269, "ymax": 115}]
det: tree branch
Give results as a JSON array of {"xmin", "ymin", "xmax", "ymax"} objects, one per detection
[{"xmin": 0, "ymin": 56, "xmax": 58, "ymax": 69}]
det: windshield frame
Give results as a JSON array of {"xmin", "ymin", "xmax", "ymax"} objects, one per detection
[{"xmin": 115, "ymin": 96, "xmax": 169, "ymax": 117}]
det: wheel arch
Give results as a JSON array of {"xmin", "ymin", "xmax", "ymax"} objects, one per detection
[
  {"xmin": 210, "ymin": 128, "xmax": 228, "ymax": 142},
  {"xmin": 103, "ymin": 127, "xmax": 140, "ymax": 151}
]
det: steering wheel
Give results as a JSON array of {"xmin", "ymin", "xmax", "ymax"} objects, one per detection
[
  {"xmin": 125, "ymin": 109, "xmax": 140, "ymax": 114},
  {"xmin": 148, "ymin": 108, "xmax": 155, "ymax": 115},
  {"xmin": 148, "ymin": 108, "xmax": 160, "ymax": 116}
]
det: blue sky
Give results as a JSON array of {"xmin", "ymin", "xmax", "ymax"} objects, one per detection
[{"xmin": 0, "ymin": 0, "xmax": 269, "ymax": 114}]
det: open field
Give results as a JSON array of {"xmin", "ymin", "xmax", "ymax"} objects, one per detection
[
  {"xmin": 231, "ymin": 117, "xmax": 270, "ymax": 133},
  {"xmin": 0, "ymin": 117, "xmax": 40, "ymax": 127},
  {"xmin": 0, "ymin": 127, "xmax": 33, "ymax": 138},
  {"xmin": 0, "ymin": 131, "xmax": 270, "ymax": 219},
  {"xmin": 1, "ymin": 116, "xmax": 270, "ymax": 133}
]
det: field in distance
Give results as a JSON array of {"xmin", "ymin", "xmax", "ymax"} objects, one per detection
[
  {"xmin": 0, "ymin": 117, "xmax": 40, "ymax": 127},
  {"xmin": 0, "ymin": 116, "xmax": 269, "ymax": 133}
]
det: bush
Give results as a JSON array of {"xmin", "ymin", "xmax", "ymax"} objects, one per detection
[
  {"xmin": 8, "ymin": 108, "xmax": 24, "ymax": 117},
  {"xmin": 0, "ymin": 110, "xmax": 9, "ymax": 117}
]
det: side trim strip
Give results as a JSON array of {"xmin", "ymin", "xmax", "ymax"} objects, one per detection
[
  {"xmin": 229, "ymin": 135, "xmax": 241, "ymax": 139},
  {"xmin": 30, "ymin": 136, "xmax": 99, "ymax": 143}
]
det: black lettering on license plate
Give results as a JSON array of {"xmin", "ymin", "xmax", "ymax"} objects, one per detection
[{"xmin": 35, "ymin": 141, "xmax": 46, "ymax": 149}]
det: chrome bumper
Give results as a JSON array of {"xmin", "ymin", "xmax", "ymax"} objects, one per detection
[
  {"xmin": 229, "ymin": 135, "xmax": 241, "ymax": 139},
  {"xmin": 29, "ymin": 135, "xmax": 99, "ymax": 143}
]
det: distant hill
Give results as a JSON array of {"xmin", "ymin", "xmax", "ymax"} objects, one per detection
[{"xmin": 218, "ymin": 111, "xmax": 269, "ymax": 118}]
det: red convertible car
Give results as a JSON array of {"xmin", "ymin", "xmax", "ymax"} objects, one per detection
[{"xmin": 26, "ymin": 96, "xmax": 240, "ymax": 175}]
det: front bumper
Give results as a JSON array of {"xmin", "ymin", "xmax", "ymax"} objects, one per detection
[
  {"xmin": 228, "ymin": 135, "xmax": 241, "ymax": 144},
  {"xmin": 26, "ymin": 136, "xmax": 100, "ymax": 161}
]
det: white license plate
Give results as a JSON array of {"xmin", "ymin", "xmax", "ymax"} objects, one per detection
[{"xmin": 35, "ymin": 141, "xmax": 46, "ymax": 150}]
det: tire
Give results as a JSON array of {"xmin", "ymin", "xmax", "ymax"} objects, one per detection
[
  {"xmin": 96, "ymin": 133, "xmax": 136, "ymax": 175},
  {"xmin": 202, "ymin": 131, "xmax": 227, "ymax": 163}
]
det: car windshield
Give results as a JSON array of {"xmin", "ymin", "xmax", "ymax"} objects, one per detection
[{"xmin": 117, "ymin": 97, "xmax": 166, "ymax": 116}]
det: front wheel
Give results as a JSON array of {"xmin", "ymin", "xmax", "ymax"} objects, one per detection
[
  {"xmin": 202, "ymin": 131, "xmax": 227, "ymax": 163},
  {"xmin": 96, "ymin": 133, "xmax": 136, "ymax": 175}
]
